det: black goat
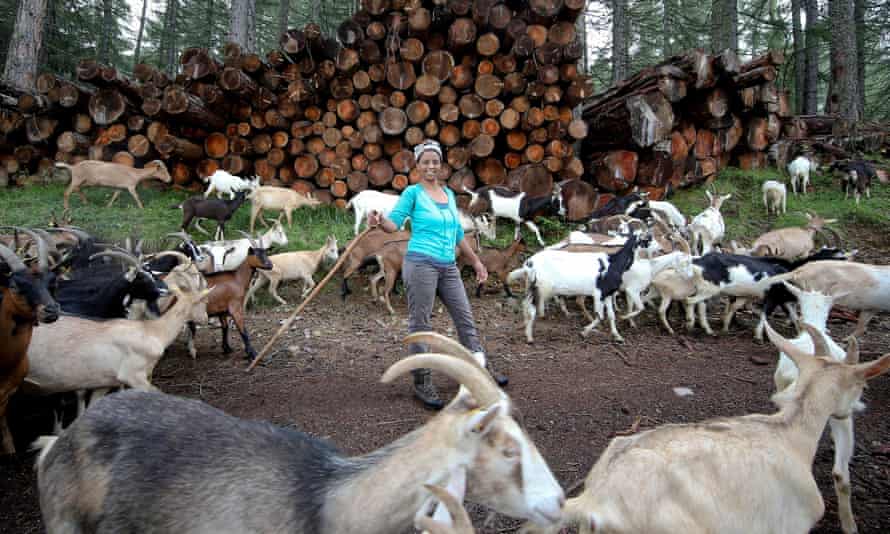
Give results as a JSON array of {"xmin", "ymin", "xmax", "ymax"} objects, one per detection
[
  {"xmin": 143, "ymin": 232, "xmax": 210, "ymax": 274},
  {"xmin": 176, "ymin": 191, "xmax": 248, "ymax": 240},
  {"xmin": 56, "ymin": 251, "xmax": 168, "ymax": 319},
  {"xmin": 586, "ymin": 192, "xmax": 650, "ymax": 221}
]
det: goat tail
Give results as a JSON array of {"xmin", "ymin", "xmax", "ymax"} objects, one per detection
[{"xmin": 31, "ymin": 436, "xmax": 59, "ymax": 470}]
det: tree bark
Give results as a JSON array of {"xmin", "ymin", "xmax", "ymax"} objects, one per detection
[
  {"xmin": 611, "ymin": 0, "xmax": 629, "ymax": 83},
  {"xmin": 98, "ymin": 0, "xmax": 113, "ymax": 64},
  {"xmin": 791, "ymin": 0, "xmax": 804, "ymax": 114},
  {"xmin": 3, "ymin": 0, "xmax": 48, "ymax": 92},
  {"xmin": 229, "ymin": 0, "xmax": 257, "ymax": 53},
  {"xmin": 827, "ymin": 0, "xmax": 859, "ymax": 120},
  {"xmin": 804, "ymin": 0, "xmax": 819, "ymax": 114},
  {"xmin": 278, "ymin": 0, "xmax": 290, "ymax": 37},
  {"xmin": 853, "ymin": 0, "xmax": 865, "ymax": 117}
]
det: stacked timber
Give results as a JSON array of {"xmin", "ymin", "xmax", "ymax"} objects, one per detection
[
  {"xmin": 778, "ymin": 116, "xmax": 889, "ymax": 169},
  {"xmin": 580, "ymin": 49, "xmax": 788, "ymax": 198},
  {"xmin": 0, "ymin": 0, "xmax": 594, "ymax": 207}
]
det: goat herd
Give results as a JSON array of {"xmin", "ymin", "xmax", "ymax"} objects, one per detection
[{"xmin": 1, "ymin": 155, "xmax": 889, "ymax": 534}]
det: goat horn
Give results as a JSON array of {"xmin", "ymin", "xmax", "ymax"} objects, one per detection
[
  {"xmin": 0, "ymin": 242, "xmax": 26, "ymax": 272},
  {"xmin": 800, "ymin": 323, "xmax": 833, "ymax": 358},
  {"xmin": 404, "ymin": 332, "xmax": 483, "ymax": 369},
  {"xmin": 3, "ymin": 227, "xmax": 50, "ymax": 272},
  {"xmin": 89, "ymin": 250, "xmax": 142, "ymax": 270},
  {"xmin": 381, "ymin": 354, "xmax": 502, "ymax": 408}
]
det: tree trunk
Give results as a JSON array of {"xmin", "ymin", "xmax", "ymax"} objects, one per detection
[
  {"xmin": 611, "ymin": 0, "xmax": 629, "ymax": 83},
  {"xmin": 98, "ymin": 0, "xmax": 113, "ymax": 64},
  {"xmin": 827, "ymin": 0, "xmax": 859, "ymax": 120},
  {"xmin": 3, "ymin": 0, "xmax": 48, "ymax": 92},
  {"xmin": 710, "ymin": 0, "xmax": 724, "ymax": 52},
  {"xmin": 278, "ymin": 0, "xmax": 290, "ymax": 37},
  {"xmin": 853, "ymin": 0, "xmax": 865, "ymax": 117},
  {"xmin": 134, "ymin": 0, "xmax": 149, "ymax": 64},
  {"xmin": 804, "ymin": 0, "xmax": 819, "ymax": 114},
  {"xmin": 662, "ymin": 0, "xmax": 671, "ymax": 59},
  {"xmin": 229, "ymin": 0, "xmax": 257, "ymax": 53},
  {"xmin": 791, "ymin": 0, "xmax": 804, "ymax": 114}
]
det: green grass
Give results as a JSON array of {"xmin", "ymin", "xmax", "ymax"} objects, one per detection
[
  {"xmin": 0, "ymin": 183, "xmax": 356, "ymax": 253},
  {"xmin": 1, "ymin": 162, "xmax": 888, "ymax": 255},
  {"xmin": 668, "ymin": 166, "xmax": 890, "ymax": 245}
]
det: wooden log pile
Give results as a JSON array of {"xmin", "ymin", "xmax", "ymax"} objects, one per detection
[
  {"xmin": 0, "ymin": 0, "xmax": 594, "ymax": 207},
  {"xmin": 580, "ymin": 49, "xmax": 789, "ymax": 199},
  {"xmin": 776, "ymin": 115, "xmax": 890, "ymax": 169}
]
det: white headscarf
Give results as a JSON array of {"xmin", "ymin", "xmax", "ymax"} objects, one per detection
[{"xmin": 413, "ymin": 139, "xmax": 442, "ymax": 161}]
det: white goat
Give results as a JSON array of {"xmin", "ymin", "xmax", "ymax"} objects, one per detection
[
  {"xmin": 464, "ymin": 185, "xmax": 554, "ymax": 246},
  {"xmin": 22, "ymin": 287, "xmax": 213, "ymax": 394},
  {"xmin": 647, "ymin": 200, "xmax": 686, "ymax": 230},
  {"xmin": 57, "ymin": 160, "xmax": 172, "ymax": 209},
  {"xmin": 688, "ymin": 191, "xmax": 731, "ymax": 255},
  {"xmin": 620, "ymin": 239, "xmax": 693, "ymax": 325},
  {"xmin": 203, "ymin": 170, "xmax": 259, "ymax": 199},
  {"xmin": 761, "ymin": 180, "xmax": 786, "ymax": 215},
  {"xmin": 347, "ymin": 190, "xmax": 402, "ymax": 235},
  {"xmin": 458, "ymin": 210, "xmax": 496, "ymax": 241},
  {"xmin": 245, "ymin": 235, "xmax": 339, "ymax": 306},
  {"xmin": 768, "ymin": 260, "xmax": 890, "ymax": 338},
  {"xmin": 249, "ymin": 186, "xmax": 322, "ymax": 232},
  {"xmin": 199, "ymin": 222, "xmax": 288, "ymax": 273},
  {"xmin": 521, "ymin": 322, "xmax": 890, "ymax": 534},
  {"xmin": 34, "ymin": 333, "xmax": 565, "ymax": 533},
  {"xmin": 772, "ymin": 283, "xmax": 864, "ymax": 534},
  {"xmin": 788, "ymin": 155, "xmax": 815, "ymax": 195}
]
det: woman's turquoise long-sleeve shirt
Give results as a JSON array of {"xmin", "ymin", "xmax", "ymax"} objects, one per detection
[{"xmin": 388, "ymin": 184, "xmax": 464, "ymax": 264}]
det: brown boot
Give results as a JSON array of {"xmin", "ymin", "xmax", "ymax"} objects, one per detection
[{"xmin": 413, "ymin": 369, "xmax": 444, "ymax": 410}]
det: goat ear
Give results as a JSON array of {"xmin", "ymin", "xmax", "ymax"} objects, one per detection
[
  {"xmin": 721, "ymin": 193, "xmax": 732, "ymax": 202},
  {"xmin": 465, "ymin": 404, "xmax": 501, "ymax": 437},
  {"xmin": 705, "ymin": 190, "xmax": 713, "ymax": 202},
  {"xmin": 856, "ymin": 353, "xmax": 890, "ymax": 381},
  {"xmin": 824, "ymin": 218, "xmax": 838, "ymax": 224}
]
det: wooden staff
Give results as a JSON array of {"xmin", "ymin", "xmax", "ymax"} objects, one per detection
[{"xmin": 247, "ymin": 225, "xmax": 374, "ymax": 371}]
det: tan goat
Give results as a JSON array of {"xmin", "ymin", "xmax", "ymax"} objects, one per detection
[
  {"xmin": 751, "ymin": 213, "xmax": 839, "ymax": 261},
  {"xmin": 248, "ymin": 186, "xmax": 322, "ymax": 232},
  {"xmin": 57, "ymin": 160, "xmax": 172, "ymax": 209},
  {"xmin": 245, "ymin": 235, "xmax": 339, "ymax": 306}
]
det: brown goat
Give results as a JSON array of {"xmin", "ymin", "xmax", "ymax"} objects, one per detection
[
  {"xmin": 190, "ymin": 245, "xmax": 272, "ymax": 361},
  {"xmin": 459, "ymin": 237, "xmax": 527, "ymax": 297},
  {"xmin": 339, "ymin": 228, "xmax": 411, "ymax": 299},
  {"xmin": 57, "ymin": 160, "xmax": 172, "ymax": 209}
]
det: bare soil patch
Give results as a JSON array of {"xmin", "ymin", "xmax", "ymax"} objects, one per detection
[{"xmin": 3, "ymin": 237, "xmax": 889, "ymax": 533}]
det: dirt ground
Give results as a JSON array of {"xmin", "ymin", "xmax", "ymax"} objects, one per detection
[{"xmin": 3, "ymin": 245, "xmax": 890, "ymax": 533}]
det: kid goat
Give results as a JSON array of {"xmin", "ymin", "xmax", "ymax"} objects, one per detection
[
  {"xmin": 203, "ymin": 170, "xmax": 259, "ymax": 199},
  {"xmin": 688, "ymin": 190, "xmax": 731, "ymax": 255},
  {"xmin": 464, "ymin": 185, "xmax": 555, "ymax": 246},
  {"xmin": 521, "ymin": 322, "xmax": 890, "ymax": 534},
  {"xmin": 245, "ymin": 235, "xmax": 338, "ymax": 307},
  {"xmin": 34, "ymin": 333, "xmax": 565, "ymax": 533},
  {"xmin": 788, "ymin": 154, "xmax": 816, "ymax": 195},
  {"xmin": 0, "ymin": 231, "xmax": 58, "ymax": 455},
  {"xmin": 58, "ymin": 160, "xmax": 172, "ymax": 209}
]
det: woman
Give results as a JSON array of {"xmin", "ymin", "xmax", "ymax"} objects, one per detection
[{"xmin": 368, "ymin": 139, "xmax": 507, "ymax": 409}]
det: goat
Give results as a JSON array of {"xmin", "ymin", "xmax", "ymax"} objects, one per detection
[
  {"xmin": 249, "ymin": 185, "xmax": 322, "ymax": 232},
  {"xmin": 522, "ymin": 323, "xmax": 890, "ymax": 534},
  {"xmin": 788, "ymin": 155, "xmax": 815, "ymax": 195},
  {"xmin": 24, "ymin": 286, "xmax": 212, "ymax": 395},
  {"xmin": 771, "ymin": 284, "xmax": 865, "ymax": 534},
  {"xmin": 34, "ymin": 334, "xmax": 564, "ymax": 533},
  {"xmin": 766, "ymin": 259, "xmax": 890, "ymax": 338},
  {"xmin": 751, "ymin": 212, "xmax": 839, "ymax": 261},
  {"xmin": 458, "ymin": 210, "xmax": 496, "ymax": 241},
  {"xmin": 464, "ymin": 185, "xmax": 556, "ymax": 246},
  {"xmin": 346, "ymin": 190, "xmax": 402, "ymax": 235},
  {"xmin": 761, "ymin": 180, "xmax": 787, "ymax": 215},
  {"xmin": 619, "ymin": 237, "xmax": 693, "ymax": 325},
  {"xmin": 363, "ymin": 238, "xmax": 410, "ymax": 315},
  {"xmin": 143, "ymin": 232, "xmax": 213, "ymax": 274},
  {"xmin": 688, "ymin": 190, "xmax": 731, "ymax": 255},
  {"xmin": 246, "ymin": 235, "xmax": 338, "ymax": 307},
  {"xmin": 416, "ymin": 484, "xmax": 475, "ymax": 534},
  {"xmin": 193, "ymin": 241, "xmax": 273, "ymax": 361},
  {"xmin": 203, "ymin": 170, "xmax": 259, "ymax": 199},
  {"xmin": 57, "ymin": 160, "xmax": 172, "ymax": 209},
  {"xmin": 459, "ymin": 237, "xmax": 527, "ymax": 297},
  {"xmin": 339, "ymin": 228, "xmax": 411, "ymax": 299},
  {"xmin": 198, "ymin": 222, "xmax": 288, "ymax": 273},
  {"xmin": 646, "ymin": 200, "xmax": 686, "ymax": 230},
  {"xmin": 176, "ymin": 190, "xmax": 249, "ymax": 240},
  {"xmin": 649, "ymin": 263, "xmax": 705, "ymax": 335},
  {"xmin": 0, "ymin": 232, "xmax": 58, "ymax": 454},
  {"xmin": 840, "ymin": 161, "xmax": 876, "ymax": 205},
  {"xmin": 514, "ymin": 235, "xmax": 640, "ymax": 342},
  {"xmin": 55, "ymin": 250, "xmax": 169, "ymax": 319},
  {"xmin": 553, "ymin": 179, "xmax": 599, "ymax": 222},
  {"xmin": 585, "ymin": 192, "xmax": 649, "ymax": 220}
]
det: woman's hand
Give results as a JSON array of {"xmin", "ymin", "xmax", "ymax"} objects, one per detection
[{"xmin": 472, "ymin": 260, "xmax": 488, "ymax": 284}]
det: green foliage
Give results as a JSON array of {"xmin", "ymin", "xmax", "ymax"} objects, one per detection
[{"xmin": 669, "ymin": 165, "xmax": 890, "ymax": 245}]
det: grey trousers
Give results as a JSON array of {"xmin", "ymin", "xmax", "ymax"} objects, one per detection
[{"xmin": 403, "ymin": 258, "xmax": 483, "ymax": 357}]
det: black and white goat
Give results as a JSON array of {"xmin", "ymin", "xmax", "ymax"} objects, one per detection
[
  {"xmin": 464, "ymin": 185, "xmax": 556, "ymax": 246},
  {"xmin": 513, "ymin": 235, "xmax": 641, "ymax": 342}
]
